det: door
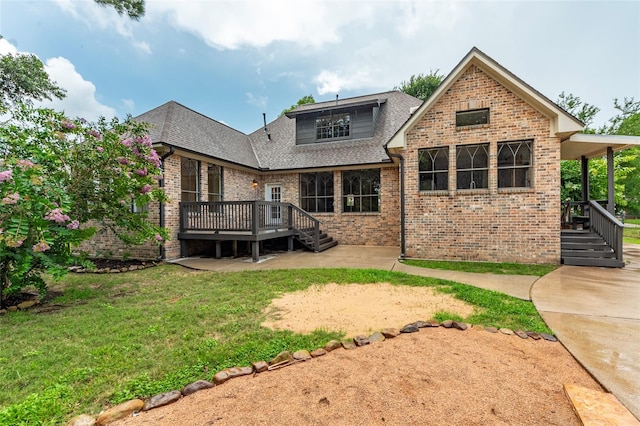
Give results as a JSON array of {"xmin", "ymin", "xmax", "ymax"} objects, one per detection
[{"xmin": 264, "ymin": 184, "xmax": 282, "ymax": 226}]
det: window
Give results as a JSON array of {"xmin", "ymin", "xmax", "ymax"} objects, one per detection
[
  {"xmin": 498, "ymin": 140, "xmax": 533, "ymax": 188},
  {"xmin": 316, "ymin": 113, "xmax": 350, "ymax": 140},
  {"xmin": 342, "ymin": 169, "xmax": 380, "ymax": 212},
  {"xmin": 181, "ymin": 158, "xmax": 200, "ymax": 202},
  {"xmin": 456, "ymin": 108, "xmax": 489, "ymax": 127},
  {"xmin": 300, "ymin": 172, "xmax": 334, "ymax": 213},
  {"xmin": 456, "ymin": 144, "xmax": 489, "ymax": 189},
  {"xmin": 131, "ymin": 200, "xmax": 149, "ymax": 213},
  {"xmin": 207, "ymin": 164, "xmax": 223, "ymax": 201},
  {"xmin": 418, "ymin": 147, "xmax": 449, "ymax": 191}
]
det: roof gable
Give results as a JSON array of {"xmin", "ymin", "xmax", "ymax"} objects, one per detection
[{"xmin": 387, "ymin": 47, "xmax": 584, "ymax": 149}]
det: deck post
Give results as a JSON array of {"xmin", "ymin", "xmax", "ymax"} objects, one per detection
[
  {"xmin": 288, "ymin": 236, "xmax": 294, "ymax": 252},
  {"xmin": 251, "ymin": 241, "xmax": 260, "ymax": 262},
  {"xmin": 607, "ymin": 146, "xmax": 615, "ymax": 214},
  {"xmin": 215, "ymin": 241, "xmax": 222, "ymax": 259}
]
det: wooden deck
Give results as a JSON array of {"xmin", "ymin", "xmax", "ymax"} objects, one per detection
[{"xmin": 178, "ymin": 201, "xmax": 336, "ymax": 261}]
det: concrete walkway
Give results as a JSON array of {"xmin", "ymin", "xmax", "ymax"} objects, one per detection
[
  {"xmin": 531, "ymin": 244, "xmax": 640, "ymax": 420},
  {"xmin": 172, "ymin": 245, "xmax": 537, "ymax": 300}
]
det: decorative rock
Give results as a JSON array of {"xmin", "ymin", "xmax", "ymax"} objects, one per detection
[
  {"xmin": 400, "ymin": 324, "xmax": 419, "ymax": 333},
  {"xmin": 341, "ymin": 339, "xmax": 357, "ymax": 350},
  {"xmin": 485, "ymin": 326, "xmax": 498, "ymax": 333},
  {"xmin": 499, "ymin": 328, "xmax": 514, "ymax": 335},
  {"xmin": 381, "ymin": 328, "xmax": 400, "ymax": 338},
  {"xmin": 453, "ymin": 321, "xmax": 468, "ymax": 331},
  {"xmin": 353, "ymin": 335, "xmax": 370, "ymax": 346},
  {"xmin": 514, "ymin": 330, "xmax": 529, "ymax": 339},
  {"xmin": 310, "ymin": 348, "xmax": 327, "ymax": 358},
  {"xmin": 0, "ymin": 309, "xmax": 6, "ymax": 315},
  {"xmin": 142, "ymin": 390, "xmax": 181, "ymax": 411},
  {"xmin": 212, "ymin": 370, "xmax": 231, "ymax": 385},
  {"xmin": 17, "ymin": 300, "xmax": 37, "ymax": 310},
  {"xmin": 252, "ymin": 361, "xmax": 269, "ymax": 373},
  {"xmin": 95, "ymin": 399, "xmax": 144, "ymax": 425},
  {"xmin": 270, "ymin": 350, "xmax": 294, "ymax": 365},
  {"xmin": 67, "ymin": 414, "xmax": 96, "ymax": 426},
  {"xmin": 293, "ymin": 350, "xmax": 312, "ymax": 361},
  {"xmin": 441, "ymin": 320, "xmax": 454, "ymax": 329},
  {"xmin": 181, "ymin": 380, "xmax": 214, "ymax": 396},
  {"xmin": 413, "ymin": 320, "xmax": 429, "ymax": 328},
  {"xmin": 425, "ymin": 321, "xmax": 441, "ymax": 327},
  {"xmin": 526, "ymin": 332, "xmax": 542, "ymax": 340},
  {"xmin": 368, "ymin": 331, "xmax": 385, "ymax": 343},
  {"xmin": 540, "ymin": 333, "xmax": 558, "ymax": 342},
  {"xmin": 7, "ymin": 306, "xmax": 17, "ymax": 312},
  {"xmin": 227, "ymin": 366, "xmax": 253, "ymax": 378},
  {"xmin": 324, "ymin": 340, "xmax": 342, "ymax": 352}
]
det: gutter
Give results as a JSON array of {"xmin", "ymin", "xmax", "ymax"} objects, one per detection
[
  {"xmin": 158, "ymin": 147, "xmax": 175, "ymax": 260},
  {"xmin": 384, "ymin": 148, "xmax": 406, "ymax": 259}
]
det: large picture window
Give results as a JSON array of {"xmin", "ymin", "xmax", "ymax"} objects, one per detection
[
  {"xmin": 207, "ymin": 164, "xmax": 223, "ymax": 201},
  {"xmin": 316, "ymin": 113, "xmax": 350, "ymax": 140},
  {"xmin": 456, "ymin": 144, "xmax": 489, "ymax": 189},
  {"xmin": 300, "ymin": 172, "xmax": 334, "ymax": 213},
  {"xmin": 342, "ymin": 169, "xmax": 380, "ymax": 213},
  {"xmin": 181, "ymin": 158, "xmax": 200, "ymax": 202},
  {"xmin": 418, "ymin": 147, "xmax": 449, "ymax": 191},
  {"xmin": 498, "ymin": 140, "xmax": 533, "ymax": 188}
]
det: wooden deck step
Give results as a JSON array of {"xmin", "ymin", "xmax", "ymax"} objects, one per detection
[{"xmin": 563, "ymin": 384, "xmax": 639, "ymax": 425}]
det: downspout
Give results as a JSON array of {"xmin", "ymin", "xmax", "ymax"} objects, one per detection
[
  {"xmin": 158, "ymin": 147, "xmax": 175, "ymax": 260},
  {"xmin": 385, "ymin": 149, "xmax": 406, "ymax": 259}
]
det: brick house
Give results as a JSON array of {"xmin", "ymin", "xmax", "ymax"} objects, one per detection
[{"xmin": 83, "ymin": 48, "xmax": 634, "ymax": 266}]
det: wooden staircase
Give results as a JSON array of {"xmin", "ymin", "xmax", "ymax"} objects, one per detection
[
  {"xmin": 561, "ymin": 230, "xmax": 624, "ymax": 268},
  {"xmin": 295, "ymin": 229, "xmax": 338, "ymax": 252}
]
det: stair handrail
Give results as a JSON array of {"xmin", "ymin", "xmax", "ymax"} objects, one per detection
[
  {"xmin": 287, "ymin": 204, "xmax": 321, "ymax": 252},
  {"xmin": 588, "ymin": 200, "xmax": 624, "ymax": 264}
]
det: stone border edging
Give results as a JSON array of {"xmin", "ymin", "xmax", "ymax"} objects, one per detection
[{"xmin": 67, "ymin": 320, "xmax": 557, "ymax": 426}]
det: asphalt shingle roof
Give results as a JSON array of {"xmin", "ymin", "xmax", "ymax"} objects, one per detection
[
  {"xmin": 135, "ymin": 101, "xmax": 260, "ymax": 169},
  {"xmin": 136, "ymin": 91, "xmax": 422, "ymax": 171}
]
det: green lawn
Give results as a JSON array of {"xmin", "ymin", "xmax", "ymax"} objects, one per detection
[
  {"xmin": 0, "ymin": 265, "xmax": 551, "ymax": 425},
  {"xmin": 625, "ymin": 219, "xmax": 640, "ymax": 244},
  {"xmin": 401, "ymin": 259, "xmax": 557, "ymax": 276}
]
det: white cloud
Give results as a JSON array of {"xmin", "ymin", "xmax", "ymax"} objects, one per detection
[
  {"xmin": 246, "ymin": 92, "xmax": 268, "ymax": 108},
  {"xmin": 53, "ymin": 0, "xmax": 150, "ymax": 52},
  {"xmin": 0, "ymin": 38, "xmax": 18, "ymax": 55},
  {"xmin": 133, "ymin": 41, "xmax": 152, "ymax": 54},
  {"xmin": 41, "ymin": 57, "xmax": 117, "ymax": 121},
  {"xmin": 122, "ymin": 99, "xmax": 135, "ymax": 112},
  {"xmin": 0, "ymin": 38, "xmax": 116, "ymax": 121},
  {"xmin": 147, "ymin": 0, "xmax": 360, "ymax": 50}
]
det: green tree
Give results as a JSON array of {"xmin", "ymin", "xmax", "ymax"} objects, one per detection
[
  {"xmin": 0, "ymin": 42, "xmax": 66, "ymax": 110},
  {"xmin": 557, "ymin": 91, "xmax": 599, "ymax": 132},
  {"xmin": 0, "ymin": 105, "xmax": 168, "ymax": 307},
  {"xmin": 557, "ymin": 94, "xmax": 639, "ymax": 214},
  {"xmin": 94, "ymin": 0, "xmax": 145, "ymax": 20},
  {"xmin": 281, "ymin": 94, "xmax": 315, "ymax": 116},
  {"xmin": 394, "ymin": 70, "xmax": 444, "ymax": 101}
]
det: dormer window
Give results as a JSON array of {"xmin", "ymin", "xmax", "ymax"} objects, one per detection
[{"xmin": 316, "ymin": 113, "xmax": 350, "ymax": 140}]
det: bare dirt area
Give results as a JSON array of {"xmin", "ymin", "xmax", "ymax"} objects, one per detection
[{"xmin": 115, "ymin": 283, "xmax": 601, "ymax": 426}]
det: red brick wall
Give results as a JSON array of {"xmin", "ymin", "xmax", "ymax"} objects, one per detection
[{"xmin": 400, "ymin": 65, "xmax": 560, "ymax": 264}]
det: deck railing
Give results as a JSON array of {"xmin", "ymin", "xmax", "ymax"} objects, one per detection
[
  {"xmin": 180, "ymin": 201, "xmax": 321, "ymax": 248},
  {"xmin": 588, "ymin": 200, "xmax": 624, "ymax": 264}
]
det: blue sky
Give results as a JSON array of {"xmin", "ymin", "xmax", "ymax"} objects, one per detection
[{"xmin": 1, "ymin": 0, "xmax": 638, "ymax": 134}]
